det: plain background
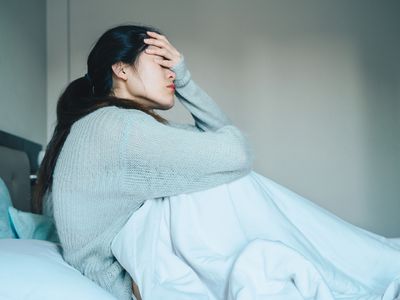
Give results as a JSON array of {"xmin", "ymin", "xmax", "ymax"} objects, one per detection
[{"xmin": 0, "ymin": 0, "xmax": 399, "ymax": 237}]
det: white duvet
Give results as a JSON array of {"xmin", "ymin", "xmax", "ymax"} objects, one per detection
[{"xmin": 111, "ymin": 171, "xmax": 400, "ymax": 300}]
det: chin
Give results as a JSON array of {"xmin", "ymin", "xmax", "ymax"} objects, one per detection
[{"xmin": 158, "ymin": 97, "xmax": 175, "ymax": 110}]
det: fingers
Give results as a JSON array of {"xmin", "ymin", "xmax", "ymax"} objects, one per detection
[
  {"xmin": 144, "ymin": 37, "xmax": 168, "ymax": 49},
  {"xmin": 153, "ymin": 56, "xmax": 174, "ymax": 68},
  {"xmin": 143, "ymin": 38, "xmax": 178, "ymax": 58},
  {"xmin": 144, "ymin": 31, "xmax": 182, "ymax": 69},
  {"xmin": 144, "ymin": 31, "xmax": 174, "ymax": 53},
  {"xmin": 145, "ymin": 45, "xmax": 173, "ymax": 60},
  {"xmin": 146, "ymin": 31, "xmax": 168, "ymax": 42}
]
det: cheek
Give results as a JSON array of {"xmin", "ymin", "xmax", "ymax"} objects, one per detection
[
  {"xmin": 143, "ymin": 71, "xmax": 165, "ymax": 91},
  {"xmin": 127, "ymin": 79, "xmax": 145, "ymax": 96}
]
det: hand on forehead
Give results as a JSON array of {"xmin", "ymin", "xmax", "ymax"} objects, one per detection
[{"xmin": 143, "ymin": 31, "xmax": 183, "ymax": 69}]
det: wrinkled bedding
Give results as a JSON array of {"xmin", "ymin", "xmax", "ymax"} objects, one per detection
[{"xmin": 112, "ymin": 171, "xmax": 400, "ymax": 300}]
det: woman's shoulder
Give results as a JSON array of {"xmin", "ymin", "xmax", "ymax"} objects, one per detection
[
  {"xmin": 93, "ymin": 106, "xmax": 154, "ymax": 120},
  {"xmin": 75, "ymin": 106, "xmax": 147, "ymax": 127},
  {"xmin": 72, "ymin": 106, "xmax": 163, "ymax": 141},
  {"xmin": 60, "ymin": 106, "xmax": 135, "ymax": 164},
  {"xmin": 118, "ymin": 108, "xmax": 168, "ymax": 128}
]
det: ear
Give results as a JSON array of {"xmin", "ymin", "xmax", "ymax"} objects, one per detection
[{"xmin": 111, "ymin": 62, "xmax": 128, "ymax": 80}]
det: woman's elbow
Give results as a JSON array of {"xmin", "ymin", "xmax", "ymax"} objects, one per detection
[
  {"xmin": 223, "ymin": 125, "xmax": 254, "ymax": 171},
  {"xmin": 234, "ymin": 138, "xmax": 254, "ymax": 171}
]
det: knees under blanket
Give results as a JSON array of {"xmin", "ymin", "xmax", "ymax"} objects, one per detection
[{"xmin": 112, "ymin": 171, "xmax": 400, "ymax": 300}]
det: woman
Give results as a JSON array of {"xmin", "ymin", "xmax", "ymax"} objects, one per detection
[
  {"xmin": 34, "ymin": 24, "xmax": 252, "ymax": 300},
  {"xmin": 34, "ymin": 24, "xmax": 400, "ymax": 300}
]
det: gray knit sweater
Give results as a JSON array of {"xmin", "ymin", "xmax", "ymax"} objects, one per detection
[{"xmin": 52, "ymin": 55, "xmax": 254, "ymax": 300}]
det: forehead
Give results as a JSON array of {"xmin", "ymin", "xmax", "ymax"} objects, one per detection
[
  {"xmin": 139, "ymin": 50, "xmax": 151, "ymax": 60},
  {"xmin": 136, "ymin": 51, "xmax": 156, "ymax": 67}
]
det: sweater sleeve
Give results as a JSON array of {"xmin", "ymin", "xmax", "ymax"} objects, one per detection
[
  {"xmin": 167, "ymin": 55, "xmax": 233, "ymax": 132},
  {"xmin": 120, "ymin": 109, "xmax": 253, "ymax": 207}
]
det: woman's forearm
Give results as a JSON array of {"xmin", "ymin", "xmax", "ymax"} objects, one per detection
[{"xmin": 171, "ymin": 56, "xmax": 233, "ymax": 132}]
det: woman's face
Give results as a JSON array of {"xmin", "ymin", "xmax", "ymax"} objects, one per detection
[{"xmin": 112, "ymin": 49, "xmax": 176, "ymax": 110}]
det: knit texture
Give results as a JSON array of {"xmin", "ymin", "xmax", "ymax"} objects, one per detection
[{"xmin": 52, "ymin": 55, "xmax": 254, "ymax": 300}]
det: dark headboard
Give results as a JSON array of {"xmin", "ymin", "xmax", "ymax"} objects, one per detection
[{"xmin": 0, "ymin": 130, "xmax": 43, "ymax": 212}]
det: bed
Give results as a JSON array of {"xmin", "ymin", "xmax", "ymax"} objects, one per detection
[
  {"xmin": 3, "ymin": 130, "xmax": 400, "ymax": 300},
  {"xmin": 0, "ymin": 130, "xmax": 118, "ymax": 300}
]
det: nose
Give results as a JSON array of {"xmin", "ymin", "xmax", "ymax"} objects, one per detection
[{"xmin": 167, "ymin": 69, "xmax": 176, "ymax": 81}]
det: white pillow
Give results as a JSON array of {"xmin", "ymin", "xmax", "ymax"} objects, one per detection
[{"xmin": 0, "ymin": 239, "xmax": 117, "ymax": 300}]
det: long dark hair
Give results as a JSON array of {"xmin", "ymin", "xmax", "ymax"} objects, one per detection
[{"xmin": 33, "ymin": 24, "xmax": 170, "ymax": 213}]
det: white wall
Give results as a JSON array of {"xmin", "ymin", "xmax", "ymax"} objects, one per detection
[
  {"xmin": 0, "ymin": 0, "xmax": 46, "ymax": 146},
  {"xmin": 47, "ymin": 0, "xmax": 400, "ymax": 237},
  {"xmin": 46, "ymin": 0, "xmax": 69, "ymax": 142}
]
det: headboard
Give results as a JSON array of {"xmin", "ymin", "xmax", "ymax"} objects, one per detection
[{"xmin": 0, "ymin": 130, "xmax": 43, "ymax": 213}]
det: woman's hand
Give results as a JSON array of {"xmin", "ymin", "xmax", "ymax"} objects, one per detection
[{"xmin": 144, "ymin": 31, "xmax": 183, "ymax": 69}]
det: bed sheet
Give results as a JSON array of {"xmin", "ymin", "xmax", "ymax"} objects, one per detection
[{"xmin": 0, "ymin": 239, "xmax": 117, "ymax": 300}]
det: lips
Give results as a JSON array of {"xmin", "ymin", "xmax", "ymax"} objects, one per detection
[{"xmin": 167, "ymin": 84, "xmax": 175, "ymax": 89}]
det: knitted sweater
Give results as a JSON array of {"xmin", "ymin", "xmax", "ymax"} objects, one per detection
[{"xmin": 52, "ymin": 55, "xmax": 254, "ymax": 300}]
